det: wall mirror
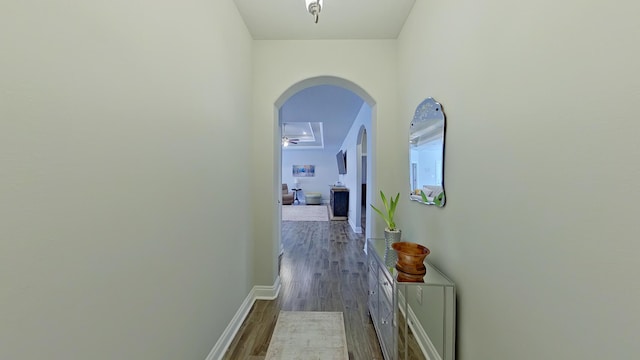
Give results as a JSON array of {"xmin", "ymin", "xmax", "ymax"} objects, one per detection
[{"xmin": 409, "ymin": 98, "xmax": 446, "ymax": 206}]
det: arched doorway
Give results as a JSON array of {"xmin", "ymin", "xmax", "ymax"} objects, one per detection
[
  {"xmin": 356, "ymin": 126, "xmax": 368, "ymax": 234},
  {"xmin": 275, "ymin": 76, "xmax": 376, "ymax": 253}
]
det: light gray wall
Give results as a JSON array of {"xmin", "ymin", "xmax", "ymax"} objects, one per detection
[
  {"xmin": 282, "ymin": 150, "xmax": 339, "ymax": 202},
  {"xmin": 7, "ymin": 2, "xmax": 637, "ymax": 359},
  {"xmin": 340, "ymin": 103, "xmax": 372, "ymax": 235},
  {"xmin": 397, "ymin": 1, "xmax": 640, "ymax": 359},
  {"xmin": 0, "ymin": 1, "xmax": 254, "ymax": 359}
]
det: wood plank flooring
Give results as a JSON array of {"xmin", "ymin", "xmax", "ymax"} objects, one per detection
[{"xmin": 222, "ymin": 220, "xmax": 425, "ymax": 360}]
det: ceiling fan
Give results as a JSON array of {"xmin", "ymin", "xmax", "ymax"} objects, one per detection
[
  {"xmin": 282, "ymin": 136, "xmax": 299, "ymax": 146},
  {"xmin": 282, "ymin": 124, "xmax": 300, "ymax": 147}
]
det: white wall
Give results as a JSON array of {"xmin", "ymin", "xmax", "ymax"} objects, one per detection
[
  {"xmin": 251, "ymin": 40, "xmax": 398, "ymax": 285},
  {"xmin": 0, "ymin": 1, "xmax": 253, "ymax": 359},
  {"xmin": 398, "ymin": 1, "xmax": 640, "ymax": 359},
  {"xmin": 282, "ymin": 150, "xmax": 339, "ymax": 202},
  {"xmin": 340, "ymin": 103, "xmax": 372, "ymax": 234}
]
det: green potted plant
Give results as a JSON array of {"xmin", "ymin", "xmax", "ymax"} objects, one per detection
[{"xmin": 371, "ymin": 191, "xmax": 401, "ymax": 248}]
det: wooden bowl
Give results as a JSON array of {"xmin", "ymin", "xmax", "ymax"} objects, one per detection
[
  {"xmin": 391, "ymin": 242, "xmax": 430, "ymax": 267},
  {"xmin": 396, "ymin": 270, "xmax": 425, "ymax": 283},
  {"xmin": 395, "ymin": 262, "xmax": 426, "ymax": 275}
]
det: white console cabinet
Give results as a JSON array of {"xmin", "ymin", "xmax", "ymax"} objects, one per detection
[
  {"xmin": 368, "ymin": 239, "xmax": 396, "ymax": 359},
  {"xmin": 367, "ymin": 238, "xmax": 456, "ymax": 360}
]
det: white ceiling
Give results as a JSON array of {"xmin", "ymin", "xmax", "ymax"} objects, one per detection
[
  {"xmin": 233, "ymin": 0, "xmax": 416, "ymax": 40},
  {"xmin": 234, "ymin": 1, "xmax": 414, "ymax": 150},
  {"xmin": 280, "ymin": 85, "xmax": 364, "ymax": 150}
]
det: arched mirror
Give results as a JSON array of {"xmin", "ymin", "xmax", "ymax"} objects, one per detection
[{"xmin": 409, "ymin": 98, "xmax": 446, "ymax": 207}]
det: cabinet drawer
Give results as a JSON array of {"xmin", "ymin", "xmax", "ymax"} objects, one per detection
[
  {"xmin": 368, "ymin": 252, "xmax": 377, "ymax": 273},
  {"xmin": 378, "ymin": 267, "xmax": 393, "ymax": 303},
  {"xmin": 368, "ymin": 251, "xmax": 379, "ymax": 270},
  {"xmin": 368, "ymin": 268, "xmax": 378, "ymax": 302}
]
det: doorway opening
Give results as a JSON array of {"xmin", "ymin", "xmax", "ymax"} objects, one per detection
[
  {"xmin": 274, "ymin": 76, "xmax": 376, "ymax": 253},
  {"xmin": 357, "ymin": 127, "xmax": 368, "ymax": 233}
]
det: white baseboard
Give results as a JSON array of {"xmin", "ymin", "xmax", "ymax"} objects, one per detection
[
  {"xmin": 397, "ymin": 291, "xmax": 442, "ymax": 360},
  {"xmin": 348, "ymin": 218, "xmax": 362, "ymax": 233},
  {"xmin": 205, "ymin": 277, "xmax": 281, "ymax": 360},
  {"xmin": 254, "ymin": 276, "xmax": 281, "ymax": 300}
]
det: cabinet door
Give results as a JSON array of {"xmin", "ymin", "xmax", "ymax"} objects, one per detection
[
  {"xmin": 334, "ymin": 191, "xmax": 349, "ymax": 216},
  {"xmin": 368, "ymin": 263, "xmax": 379, "ymax": 321},
  {"xmin": 379, "ymin": 293, "xmax": 395, "ymax": 359}
]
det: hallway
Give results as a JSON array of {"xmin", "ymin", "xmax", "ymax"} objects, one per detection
[
  {"xmin": 223, "ymin": 220, "xmax": 382, "ymax": 359},
  {"xmin": 223, "ymin": 218, "xmax": 426, "ymax": 359}
]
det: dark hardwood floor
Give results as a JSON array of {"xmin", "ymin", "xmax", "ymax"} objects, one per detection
[{"xmin": 222, "ymin": 218, "xmax": 425, "ymax": 360}]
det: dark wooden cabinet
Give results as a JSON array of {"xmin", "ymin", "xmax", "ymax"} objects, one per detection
[{"xmin": 329, "ymin": 187, "xmax": 349, "ymax": 220}]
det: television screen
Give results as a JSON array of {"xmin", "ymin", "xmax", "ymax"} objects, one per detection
[{"xmin": 336, "ymin": 150, "xmax": 347, "ymax": 174}]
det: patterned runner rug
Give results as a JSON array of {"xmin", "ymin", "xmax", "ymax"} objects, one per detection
[
  {"xmin": 265, "ymin": 311, "xmax": 348, "ymax": 360},
  {"xmin": 282, "ymin": 205, "xmax": 329, "ymax": 221}
]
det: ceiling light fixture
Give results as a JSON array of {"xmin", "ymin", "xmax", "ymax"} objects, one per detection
[
  {"xmin": 282, "ymin": 123, "xmax": 299, "ymax": 147},
  {"xmin": 305, "ymin": 0, "xmax": 323, "ymax": 24}
]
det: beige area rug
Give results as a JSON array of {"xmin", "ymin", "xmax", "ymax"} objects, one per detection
[
  {"xmin": 282, "ymin": 205, "xmax": 329, "ymax": 222},
  {"xmin": 265, "ymin": 311, "xmax": 348, "ymax": 360}
]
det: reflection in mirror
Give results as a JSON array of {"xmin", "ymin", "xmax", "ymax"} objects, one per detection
[{"xmin": 409, "ymin": 98, "xmax": 446, "ymax": 206}]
